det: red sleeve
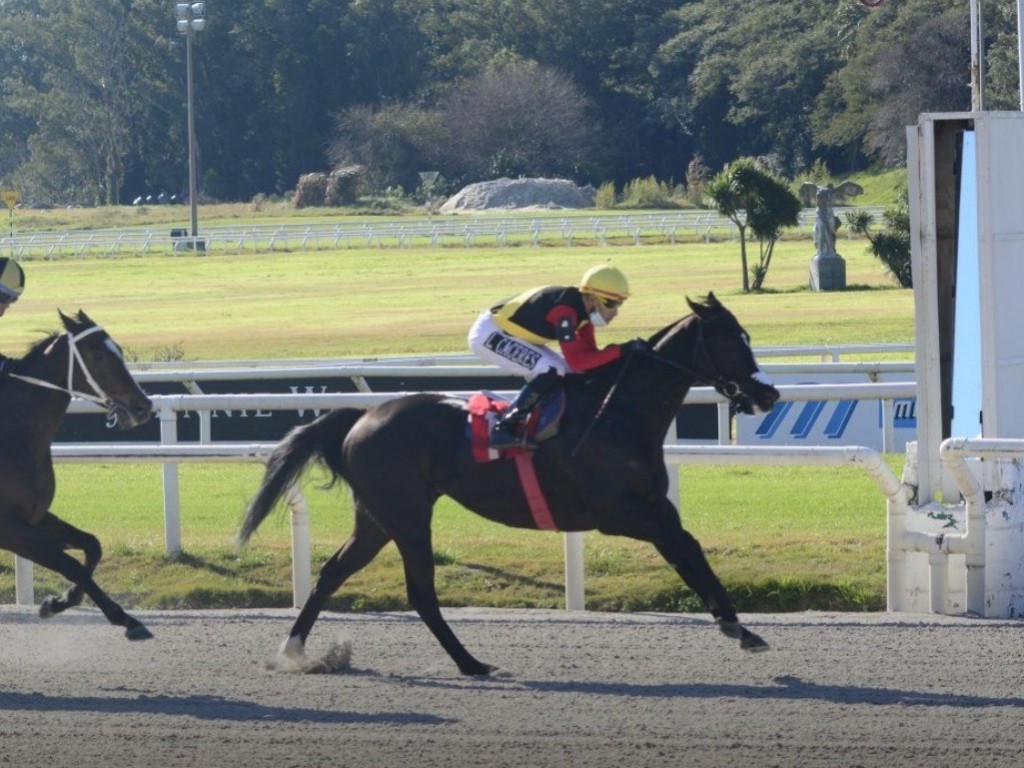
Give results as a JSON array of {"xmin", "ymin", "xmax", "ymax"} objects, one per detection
[{"xmin": 546, "ymin": 305, "xmax": 621, "ymax": 372}]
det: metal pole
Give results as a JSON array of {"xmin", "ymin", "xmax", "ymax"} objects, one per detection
[
  {"xmin": 970, "ymin": 0, "xmax": 982, "ymax": 110},
  {"xmin": 186, "ymin": 24, "xmax": 198, "ymax": 238},
  {"xmin": 1018, "ymin": 0, "xmax": 1024, "ymax": 109}
]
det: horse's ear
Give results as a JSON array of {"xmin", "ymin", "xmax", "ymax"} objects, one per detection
[
  {"xmin": 58, "ymin": 309, "xmax": 80, "ymax": 333},
  {"xmin": 75, "ymin": 309, "xmax": 94, "ymax": 327},
  {"xmin": 705, "ymin": 291, "xmax": 721, "ymax": 308},
  {"xmin": 686, "ymin": 295, "xmax": 710, "ymax": 317}
]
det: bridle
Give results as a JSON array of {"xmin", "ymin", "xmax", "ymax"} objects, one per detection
[
  {"xmin": 571, "ymin": 313, "xmax": 759, "ymax": 456},
  {"xmin": 9, "ymin": 325, "xmax": 125, "ymax": 423},
  {"xmin": 650, "ymin": 313, "xmax": 760, "ymax": 409}
]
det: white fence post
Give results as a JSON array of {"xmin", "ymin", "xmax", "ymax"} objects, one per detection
[
  {"xmin": 159, "ymin": 405, "xmax": 182, "ymax": 556},
  {"xmin": 14, "ymin": 556, "xmax": 33, "ymax": 606},
  {"xmin": 563, "ymin": 532, "xmax": 585, "ymax": 610},
  {"xmin": 284, "ymin": 483, "xmax": 312, "ymax": 608}
]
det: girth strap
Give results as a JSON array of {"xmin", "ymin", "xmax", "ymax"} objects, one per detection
[{"xmin": 509, "ymin": 449, "xmax": 558, "ymax": 531}]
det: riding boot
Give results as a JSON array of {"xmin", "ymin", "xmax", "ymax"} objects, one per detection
[{"xmin": 490, "ymin": 369, "xmax": 561, "ymax": 450}]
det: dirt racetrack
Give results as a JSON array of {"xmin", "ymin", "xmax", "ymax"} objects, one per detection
[{"xmin": 2, "ymin": 605, "xmax": 1023, "ymax": 768}]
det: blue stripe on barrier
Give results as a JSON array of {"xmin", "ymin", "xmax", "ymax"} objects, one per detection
[
  {"xmin": 791, "ymin": 401, "xmax": 826, "ymax": 439},
  {"xmin": 824, "ymin": 400, "xmax": 858, "ymax": 438},
  {"xmin": 755, "ymin": 401, "xmax": 792, "ymax": 438}
]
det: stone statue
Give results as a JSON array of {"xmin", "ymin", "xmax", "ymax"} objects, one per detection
[
  {"xmin": 799, "ymin": 180, "xmax": 863, "ymax": 290},
  {"xmin": 799, "ymin": 180, "xmax": 864, "ymax": 260}
]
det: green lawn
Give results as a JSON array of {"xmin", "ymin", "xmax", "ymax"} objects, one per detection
[
  {"xmin": 0, "ymin": 458, "xmax": 896, "ymax": 611},
  {"xmin": 1, "ymin": 222, "xmax": 913, "ymax": 612}
]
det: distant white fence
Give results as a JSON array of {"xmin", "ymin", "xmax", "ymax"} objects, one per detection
[
  {"xmin": 10, "ymin": 381, "xmax": 915, "ymax": 610},
  {"xmin": 3, "ymin": 208, "xmax": 888, "ymax": 259}
]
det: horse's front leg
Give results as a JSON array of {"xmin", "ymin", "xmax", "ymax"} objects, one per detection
[
  {"xmin": 602, "ymin": 497, "xmax": 769, "ymax": 653},
  {"xmin": 651, "ymin": 524, "xmax": 769, "ymax": 652},
  {"xmin": 35, "ymin": 513, "xmax": 100, "ymax": 618},
  {"xmin": 2, "ymin": 514, "xmax": 152, "ymax": 640}
]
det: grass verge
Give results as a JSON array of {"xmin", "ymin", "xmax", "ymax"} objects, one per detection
[{"xmin": 0, "ymin": 461, "xmax": 896, "ymax": 613}]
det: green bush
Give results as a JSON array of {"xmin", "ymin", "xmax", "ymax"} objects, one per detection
[
  {"xmin": 595, "ymin": 181, "xmax": 618, "ymax": 209},
  {"xmin": 620, "ymin": 175, "xmax": 677, "ymax": 208}
]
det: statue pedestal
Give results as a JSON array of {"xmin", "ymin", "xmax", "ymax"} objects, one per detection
[{"xmin": 809, "ymin": 254, "xmax": 846, "ymax": 291}]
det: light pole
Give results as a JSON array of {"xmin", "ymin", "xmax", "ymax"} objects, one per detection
[{"xmin": 176, "ymin": 3, "xmax": 205, "ymax": 242}]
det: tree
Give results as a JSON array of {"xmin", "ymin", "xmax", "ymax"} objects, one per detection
[
  {"xmin": 706, "ymin": 158, "xmax": 801, "ymax": 292},
  {"xmin": 327, "ymin": 103, "xmax": 446, "ymax": 193},
  {"xmin": 1, "ymin": 0, "xmax": 175, "ymax": 205},
  {"xmin": 811, "ymin": 0, "xmax": 970, "ymax": 167},
  {"xmin": 652, "ymin": 0, "xmax": 842, "ymax": 175},
  {"xmin": 438, "ymin": 61, "xmax": 597, "ymax": 183}
]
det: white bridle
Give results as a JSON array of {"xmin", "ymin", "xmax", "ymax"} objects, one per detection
[{"xmin": 9, "ymin": 325, "xmax": 120, "ymax": 409}]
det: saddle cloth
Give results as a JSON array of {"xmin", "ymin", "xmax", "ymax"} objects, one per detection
[
  {"xmin": 466, "ymin": 392, "xmax": 562, "ymax": 531},
  {"xmin": 466, "ymin": 388, "xmax": 565, "ymax": 462}
]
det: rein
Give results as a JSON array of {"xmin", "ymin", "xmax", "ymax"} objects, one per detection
[
  {"xmin": 569, "ymin": 313, "xmax": 755, "ymax": 456},
  {"xmin": 570, "ymin": 318, "xmax": 705, "ymax": 458},
  {"xmin": 9, "ymin": 325, "xmax": 117, "ymax": 409}
]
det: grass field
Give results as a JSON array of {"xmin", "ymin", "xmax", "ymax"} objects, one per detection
[{"xmin": 0, "ymin": 211, "xmax": 914, "ymax": 613}]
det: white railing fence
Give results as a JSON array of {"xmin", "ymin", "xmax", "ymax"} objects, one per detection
[
  {"xmin": 3, "ymin": 208, "xmax": 889, "ymax": 259},
  {"xmin": 10, "ymin": 381, "xmax": 915, "ymax": 610}
]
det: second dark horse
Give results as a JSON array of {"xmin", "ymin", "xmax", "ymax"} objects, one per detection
[{"xmin": 239, "ymin": 294, "xmax": 780, "ymax": 675}]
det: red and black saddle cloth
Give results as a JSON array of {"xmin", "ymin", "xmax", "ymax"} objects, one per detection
[
  {"xmin": 466, "ymin": 388, "xmax": 566, "ymax": 462},
  {"xmin": 465, "ymin": 390, "xmax": 566, "ymax": 531}
]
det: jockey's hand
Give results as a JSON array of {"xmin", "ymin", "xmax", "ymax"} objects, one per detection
[{"xmin": 623, "ymin": 338, "xmax": 652, "ymax": 356}]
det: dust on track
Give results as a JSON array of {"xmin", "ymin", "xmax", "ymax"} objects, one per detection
[{"xmin": 2, "ymin": 606, "xmax": 1022, "ymax": 768}]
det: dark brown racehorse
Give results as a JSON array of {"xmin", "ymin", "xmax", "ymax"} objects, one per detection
[
  {"xmin": 240, "ymin": 294, "xmax": 780, "ymax": 675},
  {"xmin": 0, "ymin": 311, "xmax": 154, "ymax": 639}
]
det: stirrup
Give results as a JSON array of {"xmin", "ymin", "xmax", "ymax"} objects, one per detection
[{"xmin": 489, "ymin": 425, "xmax": 536, "ymax": 451}]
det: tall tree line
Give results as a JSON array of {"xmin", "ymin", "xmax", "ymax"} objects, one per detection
[{"xmin": 1, "ymin": 0, "xmax": 1020, "ymax": 206}]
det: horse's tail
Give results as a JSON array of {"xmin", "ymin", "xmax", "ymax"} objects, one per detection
[{"xmin": 237, "ymin": 408, "xmax": 364, "ymax": 544}]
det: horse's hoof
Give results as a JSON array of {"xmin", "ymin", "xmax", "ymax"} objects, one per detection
[
  {"xmin": 38, "ymin": 596, "xmax": 61, "ymax": 619},
  {"xmin": 740, "ymin": 629, "xmax": 770, "ymax": 653},
  {"xmin": 125, "ymin": 623, "xmax": 154, "ymax": 641},
  {"xmin": 460, "ymin": 661, "xmax": 497, "ymax": 676},
  {"xmin": 716, "ymin": 619, "xmax": 743, "ymax": 640}
]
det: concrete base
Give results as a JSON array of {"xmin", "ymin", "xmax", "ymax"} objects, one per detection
[
  {"xmin": 808, "ymin": 255, "xmax": 846, "ymax": 291},
  {"xmin": 896, "ymin": 458, "xmax": 1024, "ymax": 618}
]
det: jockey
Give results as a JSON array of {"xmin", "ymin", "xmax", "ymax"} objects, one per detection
[
  {"xmin": 468, "ymin": 264, "xmax": 630, "ymax": 449},
  {"xmin": 0, "ymin": 257, "xmax": 25, "ymax": 376}
]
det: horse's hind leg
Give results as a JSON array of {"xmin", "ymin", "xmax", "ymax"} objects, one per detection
[
  {"xmin": 1, "ymin": 515, "xmax": 152, "ymax": 640},
  {"xmin": 34, "ymin": 513, "xmax": 101, "ymax": 618},
  {"xmin": 280, "ymin": 506, "xmax": 391, "ymax": 664},
  {"xmin": 393, "ymin": 530, "xmax": 496, "ymax": 676}
]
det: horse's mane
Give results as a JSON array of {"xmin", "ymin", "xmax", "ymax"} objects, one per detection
[
  {"xmin": 648, "ymin": 314, "xmax": 694, "ymax": 351},
  {"xmin": 7, "ymin": 331, "xmax": 61, "ymax": 372}
]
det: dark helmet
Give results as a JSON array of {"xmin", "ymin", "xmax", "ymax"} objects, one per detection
[{"xmin": 0, "ymin": 257, "xmax": 25, "ymax": 304}]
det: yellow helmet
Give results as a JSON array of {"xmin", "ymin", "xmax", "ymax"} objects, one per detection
[
  {"xmin": 0, "ymin": 257, "xmax": 24, "ymax": 304},
  {"xmin": 580, "ymin": 264, "xmax": 629, "ymax": 302}
]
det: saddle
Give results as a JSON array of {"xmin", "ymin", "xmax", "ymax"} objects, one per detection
[
  {"xmin": 467, "ymin": 387, "xmax": 566, "ymax": 463},
  {"xmin": 466, "ymin": 389, "xmax": 565, "ymax": 532}
]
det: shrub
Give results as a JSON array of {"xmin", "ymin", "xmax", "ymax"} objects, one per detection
[
  {"xmin": 620, "ymin": 175, "xmax": 677, "ymax": 208},
  {"xmin": 845, "ymin": 184, "xmax": 912, "ymax": 287},
  {"xmin": 595, "ymin": 181, "xmax": 617, "ymax": 209}
]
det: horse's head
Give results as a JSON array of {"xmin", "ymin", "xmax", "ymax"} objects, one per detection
[
  {"xmin": 684, "ymin": 293, "xmax": 779, "ymax": 415},
  {"xmin": 60, "ymin": 310, "xmax": 153, "ymax": 429},
  {"xmin": 651, "ymin": 293, "xmax": 779, "ymax": 415}
]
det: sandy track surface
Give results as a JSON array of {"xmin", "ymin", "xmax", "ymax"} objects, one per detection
[{"xmin": 2, "ymin": 606, "xmax": 1023, "ymax": 768}]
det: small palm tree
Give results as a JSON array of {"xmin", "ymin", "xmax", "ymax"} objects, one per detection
[{"xmin": 707, "ymin": 158, "xmax": 801, "ymax": 292}]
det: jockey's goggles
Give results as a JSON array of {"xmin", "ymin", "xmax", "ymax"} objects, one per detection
[
  {"xmin": 600, "ymin": 297, "xmax": 623, "ymax": 309},
  {"xmin": 0, "ymin": 286, "xmax": 18, "ymax": 305}
]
